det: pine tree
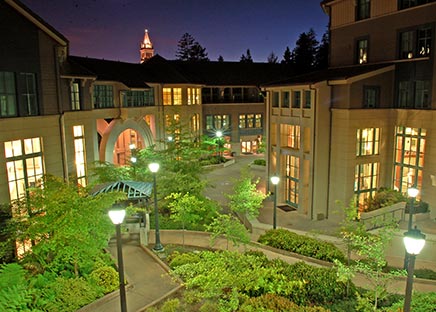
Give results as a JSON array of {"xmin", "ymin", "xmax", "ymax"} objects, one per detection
[
  {"xmin": 292, "ymin": 28, "xmax": 319, "ymax": 72},
  {"xmin": 217, "ymin": 55, "xmax": 224, "ymax": 62},
  {"xmin": 240, "ymin": 49, "xmax": 253, "ymax": 63},
  {"xmin": 281, "ymin": 46, "xmax": 293, "ymax": 64},
  {"xmin": 267, "ymin": 51, "xmax": 278, "ymax": 63},
  {"xmin": 315, "ymin": 29, "xmax": 329, "ymax": 69},
  {"xmin": 175, "ymin": 33, "xmax": 209, "ymax": 61}
]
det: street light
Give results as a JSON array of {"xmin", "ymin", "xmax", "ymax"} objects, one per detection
[
  {"xmin": 148, "ymin": 162, "xmax": 164, "ymax": 252},
  {"xmin": 216, "ymin": 130, "xmax": 223, "ymax": 161},
  {"xmin": 270, "ymin": 175, "xmax": 280, "ymax": 229},
  {"xmin": 403, "ymin": 226, "xmax": 426, "ymax": 312},
  {"xmin": 404, "ymin": 187, "xmax": 419, "ymax": 269},
  {"xmin": 108, "ymin": 208, "xmax": 127, "ymax": 312}
]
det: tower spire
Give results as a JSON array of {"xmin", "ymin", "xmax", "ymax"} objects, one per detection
[{"xmin": 140, "ymin": 29, "xmax": 154, "ymax": 63}]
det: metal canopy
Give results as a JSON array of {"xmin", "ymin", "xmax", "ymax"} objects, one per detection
[{"xmin": 92, "ymin": 181, "xmax": 153, "ymax": 199}]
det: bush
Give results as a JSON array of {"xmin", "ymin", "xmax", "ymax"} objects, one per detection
[
  {"xmin": 161, "ymin": 298, "xmax": 181, "ymax": 312},
  {"xmin": 258, "ymin": 229, "xmax": 346, "ymax": 263},
  {"xmin": 89, "ymin": 265, "xmax": 119, "ymax": 294},
  {"xmin": 415, "ymin": 268, "xmax": 436, "ymax": 280},
  {"xmin": 387, "ymin": 292, "xmax": 436, "ymax": 312},
  {"xmin": 239, "ymin": 293, "xmax": 330, "ymax": 312},
  {"xmin": 168, "ymin": 251, "xmax": 202, "ymax": 269},
  {"xmin": 365, "ymin": 187, "xmax": 406, "ymax": 212},
  {"xmin": 405, "ymin": 200, "xmax": 429, "ymax": 214},
  {"xmin": 252, "ymin": 159, "xmax": 266, "ymax": 166}
]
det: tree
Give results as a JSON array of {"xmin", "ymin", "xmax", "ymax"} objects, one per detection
[
  {"xmin": 175, "ymin": 33, "xmax": 209, "ymax": 61},
  {"xmin": 207, "ymin": 214, "xmax": 250, "ymax": 250},
  {"xmin": 1, "ymin": 175, "xmax": 125, "ymax": 276},
  {"xmin": 267, "ymin": 51, "xmax": 278, "ymax": 63},
  {"xmin": 292, "ymin": 28, "xmax": 319, "ymax": 72},
  {"xmin": 240, "ymin": 49, "xmax": 253, "ymax": 63},
  {"xmin": 281, "ymin": 46, "xmax": 293, "ymax": 64},
  {"xmin": 217, "ymin": 55, "xmax": 224, "ymax": 62},
  {"xmin": 315, "ymin": 29, "xmax": 329, "ymax": 69}
]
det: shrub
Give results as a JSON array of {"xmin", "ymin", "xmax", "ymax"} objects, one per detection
[
  {"xmin": 168, "ymin": 251, "xmax": 201, "ymax": 269},
  {"xmin": 161, "ymin": 298, "xmax": 181, "ymax": 312},
  {"xmin": 239, "ymin": 293, "xmax": 331, "ymax": 312},
  {"xmin": 89, "ymin": 265, "xmax": 119, "ymax": 294},
  {"xmin": 365, "ymin": 187, "xmax": 406, "ymax": 212},
  {"xmin": 387, "ymin": 292, "xmax": 436, "ymax": 312},
  {"xmin": 252, "ymin": 159, "xmax": 266, "ymax": 166},
  {"xmin": 415, "ymin": 268, "xmax": 436, "ymax": 280},
  {"xmin": 258, "ymin": 229, "xmax": 346, "ymax": 263},
  {"xmin": 405, "ymin": 200, "xmax": 429, "ymax": 214},
  {"xmin": 0, "ymin": 263, "xmax": 33, "ymax": 311}
]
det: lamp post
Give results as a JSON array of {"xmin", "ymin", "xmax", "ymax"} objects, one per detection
[
  {"xmin": 216, "ymin": 130, "xmax": 223, "ymax": 161},
  {"xmin": 404, "ymin": 187, "xmax": 419, "ymax": 269},
  {"xmin": 108, "ymin": 208, "xmax": 127, "ymax": 312},
  {"xmin": 148, "ymin": 162, "xmax": 164, "ymax": 252},
  {"xmin": 270, "ymin": 176, "xmax": 280, "ymax": 229},
  {"xmin": 403, "ymin": 226, "xmax": 426, "ymax": 312}
]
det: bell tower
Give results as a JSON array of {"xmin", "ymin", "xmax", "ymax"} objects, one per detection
[{"xmin": 140, "ymin": 29, "xmax": 154, "ymax": 63}]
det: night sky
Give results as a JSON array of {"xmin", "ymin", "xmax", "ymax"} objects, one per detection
[{"xmin": 21, "ymin": 0, "xmax": 329, "ymax": 63}]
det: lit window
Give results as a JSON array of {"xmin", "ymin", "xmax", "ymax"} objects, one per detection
[
  {"xmin": 286, "ymin": 155, "xmax": 299, "ymax": 208},
  {"xmin": 173, "ymin": 88, "xmax": 182, "ymax": 105},
  {"xmin": 188, "ymin": 88, "xmax": 200, "ymax": 105},
  {"xmin": 357, "ymin": 39, "xmax": 368, "ymax": 64},
  {"xmin": 73, "ymin": 126, "xmax": 87, "ymax": 187},
  {"xmin": 393, "ymin": 126, "xmax": 426, "ymax": 194},
  {"xmin": 4, "ymin": 137, "xmax": 44, "ymax": 201},
  {"xmin": 354, "ymin": 162, "xmax": 379, "ymax": 211},
  {"xmin": 255, "ymin": 114, "xmax": 262, "ymax": 128},
  {"xmin": 163, "ymin": 88, "xmax": 172, "ymax": 105},
  {"xmin": 282, "ymin": 124, "xmax": 300, "ymax": 149},
  {"xmin": 0, "ymin": 71, "xmax": 17, "ymax": 117},
  {"xmin": 356, "ymin": 128, "xmax": 380, "ymax": 156}
]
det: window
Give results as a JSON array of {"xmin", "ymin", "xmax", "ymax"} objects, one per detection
[
  {"xmin": 272, "ymin": 91, "xmax": 279, "ymax": 107},
  {"xmin": 20, "ymin": 73, "xmax": 38, "ymax": 116},
  {"xmin": 239, "ymin": 114, "xmax": 262, "ymax": 128},
  {"xmin": 5, "ymin": 138, "xmax": 44, "ymax": 201},
  {"xmin": 281, "ymin": 124, "xmax": 300, "ymax": 149},
  {"xmin": 356, "ymin": 128, "xmax": 380, "ymax": 156},
  {"xmin": 93, "ymin": 85, "xmax": 113, "ymax": 108},
  {"xmin": 163, "ymin": 88, "xmax": 172, "ymax": 105},
  {"xmin": 354, "ymin": 162, "xmax": 379, "ymax": 211},
  {"xmin": 363, "ymin": 86, "xmax": 380, "ymax": 108},
  {"xmin": 399, "ymin": 0, "xmax": 436, "ymax": 10},
  {"xmin": 255, "ymin": 114, "xmax": 262, "ymax": 128},
  {"xmin": 163, "ymin": 88, "xmax": 182, "ymax": 105},
  {"xmin": 356, "ymin": 0, "xmax": 370, "ymax": 20},
  {"xmin": 357, "ymin": 39, "xmax": 368, "ymax": 64},
  {"xmin": 73, "ymin": 126, "xmax": 87, "ymax": 187},
  {"xmin": 398, "ymin": 81, "xmax": 413, "ymax": 108},
  {"xmin": 418, "ymin": 27, "xmax": 431, "ymax": 57},
  {"xmin": 71, "ymin": 81, "xmax": 81, "ymax": 110},
  {"xmin": 282, "ymin": 91, "xmax": 290, "ymax": 108},
  {"xmin": 303, "ymin": 90, "xmax": 312, "ymax": 109},
  {"xmin": 173, "ymin": 88, "xmax": 182, "ymax": 105},
  {"xmin": 399, "ymin": 27, "xmax": 432, "ymax": 59},
  {"xmin": 123, "ymin": 89, "xmax": 154, "ymax": 107},
  {"xmin": 415, "ymin": 80, "xmax": 431, "ymax": 108},
  {"xmin": 393, "ymin": 126, "xmax": 426, "ymax": 194},
  {"xmin": 206, "ymin": 114, "xmax": 229, "ymax": 130},
  {"xmin": 286, "ymin": 155, "xmax": 299, "ymax": 208},
  {"xmin": 397, "ymin": 80, "xmax": 431, "ymax": 108},
  {"xmin": 0, "ymin": 71, "xmax": 17, "ymax": 117},
  {"xmin": 292, "ymin": 91, "xmax": 301, "ymax": 108},
  {"xmin": 188, "ymin": 88, "xmax": 200, "ymax": 105}
]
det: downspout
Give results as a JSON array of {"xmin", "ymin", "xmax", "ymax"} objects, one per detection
[
  {"xmin": 54, "ymin": 46, "xmax": 69, "ymax": 182},
  {"xmin": 326, "ymin": 80, "xmax": 334, "ymax": 219},
  {"xmin": 309, "ymin": 84, "xmax": 317, "ymax": 220}
]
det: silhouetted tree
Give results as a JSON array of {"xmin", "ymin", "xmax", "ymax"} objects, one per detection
[
  {"xmin": 281, "ymin": 46, "xmax": 293, "ymax": 64},
  {"xmin": 217, "ymin": 55, "xmax": 224, "ymax": 62},
  {"xmin": 240, "ymin": 49, "xmax": 253, "ymax": 63},
  {"xmin": 292, "ymin": 28, "xmax": 318, "ymax": 72},
  {"xmin": 176, "ymin": 33, "xmax": 209, "ymax": 61},
  {"xmin": 315, "ymin": 29, "xmax": 329, "ymax": 69},
  {"xmin": 267, "ymin": 51, "xmax": 278, "ymax": 63}
]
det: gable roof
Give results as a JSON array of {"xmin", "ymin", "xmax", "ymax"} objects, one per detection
[{"xmin": 5, "ymin": 0, "xmax": 68, "ymax": 46}]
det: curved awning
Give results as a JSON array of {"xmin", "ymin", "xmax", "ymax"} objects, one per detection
[{"xmin": 92, "ymin": 181, "xmax": 153, "ymax": 199}]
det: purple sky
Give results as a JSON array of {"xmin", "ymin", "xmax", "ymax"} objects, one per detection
[{"xmin": 22, "ymin": 0, "xmax": 329, "ymax": 63}]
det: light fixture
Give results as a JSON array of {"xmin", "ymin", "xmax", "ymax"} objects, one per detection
[{"xmin": 270, "ymin": 175, "xmax": 280, "ymax": 229}]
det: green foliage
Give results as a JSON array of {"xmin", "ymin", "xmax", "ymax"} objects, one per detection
[
  {"xmin": 414, "ymin": 268, "xmax": 436, "ymax": 280},
  {"xmin": 35, "ymin": 276, "xmax": 102, "ymax": 312},
  {"xmin": 252, "ymin": 159, "xmax": 266, "ymax": 166},
  {"xmin": 0, "ymin": 263, "xmax": 33, "ymax": 311},
  {"xmin": 365, "ymin": 187, "xmax": 406, "ymax": 212},
  {"xmin": 258, "ymin": 229, "xmax": 346, "ymax": 263},
  {"xmin": 239, "ymin": 293, "xmax": 331, "ymax": 311},
  {"xmin": 227, "ymin": 168, "xmax": 267, "ymax": 218},
  {"xmin": 170, "ymin": 250, "xmax": 350, "ymax": 311},
  {"xmin": 207, "ymin": 214, "xmax": 251, "ymax": 249},
  {"xmin": 161, "ymin": 298, "xmax": 181, "ymax": 312},
  {"xmin": 168, "ymin": 251, "xmax": 202, "ymax": 269},
  {"xmin": 387, "ymin": 291, "xmax": 436, "ymax": 312},
  {"xmin": 89, "ymin": 266, "xmax": 119, "ymax": 294}
]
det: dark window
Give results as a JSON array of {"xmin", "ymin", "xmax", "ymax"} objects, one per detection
[
  {"xmin": 418, "ymin": 27, "xmax": 431, "ymax": 56},
  {"xmin": 282, "ymin": 91, "xmax": 290, "ymax": 108},
  {"xmin": 356, "ymin": 0, "xmax": 370, "ymax": 20},
  {"xmin": 397, "ymin": 80, "xmax": 431, "ymax": 108},
  {"xmin": 415, "ymin": 80, "xmax": 431, "ymax": 108},
  {"xmin": 123, "ymin": 89, "xmax": 154, "ymax": 107},
  {"xmin": 19, "ymin": 73, "xmax": 38, "ymax": 116},
  {"xmin": 292, "ymin": 91, "xmax": 301, "ymax": 108},
  {"xmin": 272, "ymin": 92, "xmax": 279, "ymax": 107},
  {"xmin": 357, "ymin": 39, "xmax": 368, "ymax": 64},
  {"xmin": 399, "ymin": 0, "xmax": 436, "ymax": 10},
  {"xmin": 400, "ymin": 31, "xmax": 414, "ymax": 59},
  {"xmin": 93, "ymin": 85, "xmax": 114, "ymax": 108},
  {"xmin": 398, "ymin": 81, "xmax": 413, "ymax": 108},
  {"xmin": 71, "ymin": 81, "xmax": 81, "ymax": 110},
  {"xmin": 304, "ymin": 90, "xmax": 312, "ymax": 109},
  {"xmin": 0, "ymin": 71, "xmax": 17, "ymax": 117},
  {"xmin": 363, "ymin": 86, "xmax": 380, "ymax": 108},
  {"xmin": 399, "ymin": 26, "xmax": 432, "ymax": 59}
]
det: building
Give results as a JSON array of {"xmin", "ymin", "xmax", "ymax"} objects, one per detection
[
  {"xmin": 265, "ymin": 0, "xmax": 436, "ymax": 222},
  {"xmin": 0, "ymin": 0, "xmax": 293, "ymax": 220}
]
